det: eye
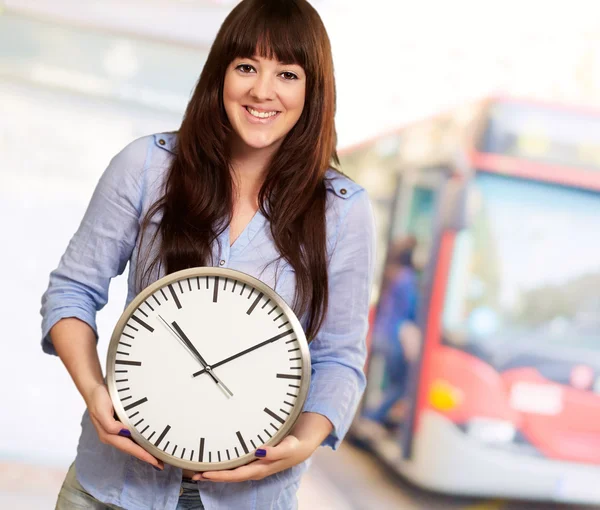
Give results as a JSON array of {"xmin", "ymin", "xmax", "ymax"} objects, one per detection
[
  {"xmin": 235, "ymin": 64, "xmax": 255, "ymax": 74},
  {"xmin": 280, "ymin": 71, "xmax": 299, "ymax": 81}
]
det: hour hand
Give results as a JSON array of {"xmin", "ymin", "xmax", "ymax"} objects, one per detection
[{"xmin": 157, "ymin": 315, "xmax": 233, "ymax": 397}]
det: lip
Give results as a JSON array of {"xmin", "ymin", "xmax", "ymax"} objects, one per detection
[{"xmin": 242, "ymin": 105, "xmax": 281, "ymax": 124}]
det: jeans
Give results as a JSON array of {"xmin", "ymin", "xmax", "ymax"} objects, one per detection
[{"xmin": 56, "ymin": 462, "xmax": 205, "ymax": 510}]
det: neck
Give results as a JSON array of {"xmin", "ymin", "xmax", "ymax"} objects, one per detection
[{"xmin": 229, "ymin": 139, "xmax": 280, "ymax": 205}]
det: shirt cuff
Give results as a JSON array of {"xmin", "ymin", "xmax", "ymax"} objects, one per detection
[
  {"xmin": 302, "ymin": 364, "xmax": 364, "ymax": 450},
  {"xmin": 41, "ymin": 308, "xmax": 99, "ymax": 356}
]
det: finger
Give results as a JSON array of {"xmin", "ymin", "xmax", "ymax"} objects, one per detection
[
  {"xmin": 93, "ymin": 390, "xmax": 126, "ymax": 436},
  {"xmin": 254, "ymin": 435, "xmax": 300, "ymax": 461},
  {"xmin": 200, "ymin": 461, "xmax": 273, "ymax": 483},
  {"xmin": 106, "ymin": 433, "xmax": 165, "ymax": 470},
  {"xmin": 90, "ymin": 415, "xmax": 164, "ymax": 470}
]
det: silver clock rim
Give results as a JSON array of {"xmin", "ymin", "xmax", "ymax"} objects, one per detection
[{"xmin": 106, "ymin": 266, "xmax": 311, "ymax": 472}]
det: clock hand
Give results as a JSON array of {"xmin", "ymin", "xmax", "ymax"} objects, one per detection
[
  {"xmin": 192, "ymin": 329, "xmax": 294, "ymax": 378},
  {"xmin": 157, "ymin": 315, "xmax": 234, "ymax": 397}
]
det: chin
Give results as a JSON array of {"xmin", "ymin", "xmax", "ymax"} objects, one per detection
[{"xmin": 240, "ymin": 135, "xmax": 280, "ymax": 152}]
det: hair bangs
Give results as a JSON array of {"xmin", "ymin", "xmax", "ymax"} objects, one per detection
[{"xmin": 223, "ymin": 1, "xmax": 313, "ymax": 72}]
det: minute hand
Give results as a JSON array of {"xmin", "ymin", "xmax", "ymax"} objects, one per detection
[{"xmin": 192, "ymin": 329, "xmax": 294, "ymax": 378}]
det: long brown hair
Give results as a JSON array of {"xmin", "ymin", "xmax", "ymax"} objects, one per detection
[{"xmin": 137, "ymin": 0, "xmax": 338, "ymax": 341}]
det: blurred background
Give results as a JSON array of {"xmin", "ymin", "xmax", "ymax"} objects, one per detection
[{"xmin": 2, "ymin": 0, "xmax": 600, "ymax": 508}]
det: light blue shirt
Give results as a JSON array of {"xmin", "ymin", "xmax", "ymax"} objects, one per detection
[{"xmin": 40, "ymin": 133, "xmax": 376, "ymax": 510}]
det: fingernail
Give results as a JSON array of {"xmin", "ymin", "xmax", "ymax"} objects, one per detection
[
  {"xmin": 152, "ymin": 465, "xmax": 163, "ymax": 472},
  {"xmin": 118, "ymin": 429, "xmax": 131, "ymax": 438},
  {"xmin": 255, "ymin": 449, "xmax": 266, "ymax": 458}
]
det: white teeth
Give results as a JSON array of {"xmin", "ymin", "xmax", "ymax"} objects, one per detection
[{"xmin": 246, "ymin": 107, "xmax": 278, "ymax": 119}]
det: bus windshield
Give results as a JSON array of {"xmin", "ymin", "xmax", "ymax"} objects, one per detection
[
  {"xmin": 443, "ymin": 173, "xmax": 600, "ymax": 359},
  {"xmin": 480, "ymin": 101, "xmax": 600, "ymax": 171}
]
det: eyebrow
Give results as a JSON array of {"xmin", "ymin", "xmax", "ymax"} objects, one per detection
[{"xmin": 238, "ymin": 56, "xmax": 301, "ymax": 67}]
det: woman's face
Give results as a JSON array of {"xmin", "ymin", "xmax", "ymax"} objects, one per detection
[{"xmin": 223, "ymin": 55, "xmax": 306, "ymax": 157}]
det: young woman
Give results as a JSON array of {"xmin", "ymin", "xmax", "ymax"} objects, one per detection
[{"xmin": 41, "ymin": 0, "xmax": 375, "ymax": 508}]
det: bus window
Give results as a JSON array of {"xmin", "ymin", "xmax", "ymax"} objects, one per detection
[{"xmin": 442, "ymin": 173, "xmax": 600, "ymax": 370}]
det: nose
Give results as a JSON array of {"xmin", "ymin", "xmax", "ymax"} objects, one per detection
[{"xmin": 250, "ymin": 73, "xmax": 275, "ymax": 101}]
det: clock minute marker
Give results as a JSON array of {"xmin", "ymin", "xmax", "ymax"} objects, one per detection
[
  {"xmin": 276, "ymin": 373, "xmax": 300, "ymax": 380},
  {"xmin": 264, "ymin": 407, "xmax": 285, "ymax": 424},
  {"xmin": 116, "ymin": 360, "xmax": 142, "ymax": 366},
  {"xmin": 131, "ymin": 315, "xmax": 154, "ymax": 333},
  {"xmin": 168, "ymin": 284, "xmax": 182, "ymax": 309},
  {"xmin": 154, "ymin": 425, "xmax": 171, "ymax": 447},
  {"xmin": 124, "ymin": 397, "xmax": 148, "ymax": 411},
  {"xmin": 213, "ymin": 277, "xmax": 219, "ymax": 302},
  {"xmin": 247, "ymin": 292, "xmax": 264, "ymax": 315},
  {"xmin": 236, "ymin": 431, "xmax": 249, "ymax": 454},
  {"xmin": 181, "ymin": 448, "xmax": 186, "ymax": 459}
]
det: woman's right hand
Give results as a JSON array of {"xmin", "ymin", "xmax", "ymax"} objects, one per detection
[{"xmin": 85, "ymin": 383, "xmax": 164, "ymax": 470}]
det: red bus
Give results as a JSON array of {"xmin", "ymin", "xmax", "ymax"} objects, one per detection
[{"xmin": 344, "ymin": 97, "xmax": 600, "ymax": 504}]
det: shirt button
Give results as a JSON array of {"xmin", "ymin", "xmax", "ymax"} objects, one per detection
[
  {"xmin": 340, "ymin": 188, "xmax": 347, "ymax": 195},
  {"xmin": 158, "ymin": 138, "xmax": 166, "ymax": 146},
  {"xmin": 219, "ymin": 260, "xmax": 225, "ymax": 266}
]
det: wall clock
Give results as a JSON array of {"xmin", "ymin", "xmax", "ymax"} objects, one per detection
[{"xmin": 106, "ymin": 267, "xmax": 310, "ymax": 471}]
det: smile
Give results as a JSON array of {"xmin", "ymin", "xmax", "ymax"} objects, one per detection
[{"xmin": 244, "ymin": 106, "xmax": 280, "ymax": 120}]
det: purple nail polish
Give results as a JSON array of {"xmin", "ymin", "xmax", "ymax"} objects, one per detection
[
  {"xmin": 153, "ymin": 465, "xmax": 162, "ymax": 472},
  {"xmin": 118, "ymin": 429, "xmax": 131, "ymax": 438},
  {"xmin": 255, "ymin": 449, "xmax": 266, "ymax": 458}
]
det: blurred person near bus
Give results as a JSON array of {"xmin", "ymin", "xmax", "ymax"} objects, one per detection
[
  {"xmin": 365, "ymin": 236, "xmax": 421, "ymax": 427},
  {"xmin": 39, "ymin": 1, "xmax": 375, "ymax": 509}
]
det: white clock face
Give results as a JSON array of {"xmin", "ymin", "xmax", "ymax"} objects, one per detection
[{"xmin": 106, "ymin": 267, "xmax": 310, "ymax": 471}]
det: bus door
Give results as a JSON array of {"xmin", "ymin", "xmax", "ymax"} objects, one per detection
[
  {"xmin": 400, "ymin": 172, "xmax": 472, "ymax": 459},
  {"xmin": 360, "ymin": 165, "xmax": 450, "ymax": 455}
]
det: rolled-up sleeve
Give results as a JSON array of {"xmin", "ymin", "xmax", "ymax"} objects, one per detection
[
  {"xmin": 303, "ymin": 189, "xmax": 376, "ymax": 449},
  {"xmin": 40, "ymin": 136, "xmax": 151, "ymax": 355}
]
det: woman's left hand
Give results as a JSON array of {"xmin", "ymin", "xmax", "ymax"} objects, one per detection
[{"xmin": 192, "ymin": 434, "xmax": 312, "ymax": 482}]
